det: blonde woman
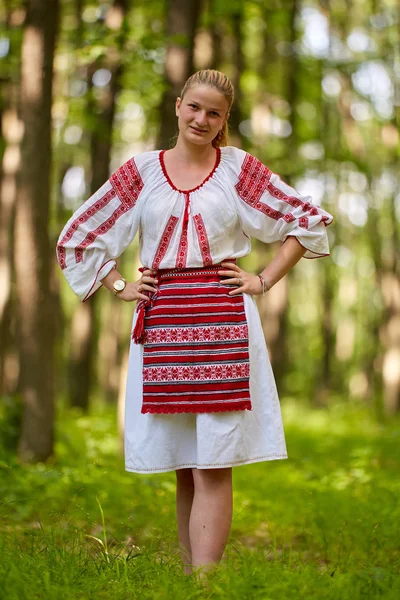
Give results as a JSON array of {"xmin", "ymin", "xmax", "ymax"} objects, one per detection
[{"xmin": 57, "ymin": 69, "xmax": 333, "ymax": 576}]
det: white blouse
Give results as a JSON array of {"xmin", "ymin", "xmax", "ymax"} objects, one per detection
[{"xmin": 56, "ymin": 146, "xmax": 334, "ymax": 301}]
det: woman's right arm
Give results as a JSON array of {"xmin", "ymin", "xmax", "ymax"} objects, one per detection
[
  {"xmin": 100, "ymin": 268, "xmax": 158, "ymax": 303},
  {"xmin": 56, "ymin": 156, "xmax": 144, "ymax": 302}
]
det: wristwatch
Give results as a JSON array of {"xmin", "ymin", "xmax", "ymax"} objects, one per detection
[{"xmin": 112, "ymin": 278, "xmax": 126, "ymax": 295}]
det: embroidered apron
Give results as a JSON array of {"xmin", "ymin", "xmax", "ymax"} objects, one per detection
[{"xmin": 132, "ymin": 263, "xmax": 252, "ymax": 415}]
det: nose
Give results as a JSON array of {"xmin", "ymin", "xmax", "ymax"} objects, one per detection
[{"xmin": 195, "ymin": 111, "xmax": 207, "ymax": 127}]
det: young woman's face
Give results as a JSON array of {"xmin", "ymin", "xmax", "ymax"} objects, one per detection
[{"xmin": 175, "ymin": 84, "xmax": 230, "ymax": 146}]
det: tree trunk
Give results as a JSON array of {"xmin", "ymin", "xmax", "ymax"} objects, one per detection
[
  {"xmin": 229, "ymin": 7, "xmax": 244, "ymax": 147},
  {"xmin": 15, "ymin": 0, "xmax": 59, "ymax": 462},
  {"xmin": 209, "ymin": 1, "xmax": 223, "ymax": 71},
  {"xmin": 68, "ymin": 299, "xmax": 97, "ymax": 410},
  {"xmin": 68, "ymin": 0, "xmax": 128, "ymax": 410},
  {"xmin": 257, "ymin": 0, "xmax": 301, "ymax": 392},
  {"xmin": 0, "ymin": 4, "xmax": 23, "ymax": 397},
  {"xmin": 379, "ymin": 191, "xmax": 400, "ymax": 414},
  {"xmin": 98, "ymin": 276, "xmax": 124, "ymax": 404},
  {"xmin": 157, "ymin": 0, "xmax": 203, "ymax": 149},
  {"xmin": 314, "ymin": 4, "xmax": 336, "ymax": 403},
  {"xmin": 0, "ymin": 103, "xmax": 21, "ymax": 396}
]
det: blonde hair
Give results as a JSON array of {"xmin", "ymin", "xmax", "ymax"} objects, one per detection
[{"xmin": 180, "ymin": 69, "xmax": 234, "ymax": 148}]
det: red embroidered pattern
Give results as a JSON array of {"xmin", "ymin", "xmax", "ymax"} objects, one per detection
[
  {"xmin": 152, "ymin": 215, "xmax": 179, "ymax": 269},
  {"xmin": 235, "ymin": 153, "xmax": 330, "ymax": 229},
  {"xmin": 159, "ymin": 150, "xmax": 221, "ymax": 268},
  {"xmin": 58, "ymin": 158, "xmax": 144, "ymax": 269},
  {"xmin": 235, "ymin": 154, "xmax": 272, "ymax": 205},
  {"xmin": 176, "ymin": 227, "xmax": 188, "ymax": 268},
  {"xmin": 74, "ymin": 203, "xmax": 130, "ymax": 262},
  {"xmin": 143, "ymin": 363, "xmax": 250, "ymax": 383},
  {"xmin": 57, "ymin": 188, "xmax": 116, "ymax": 269},
  {"xmin": 139, "ymin": 267, "xmax": 252, "ymax": 415},
  {"xmin": 57, "ymin": 246, "xmax": 66, "ymax": 270},
  {"xmin": 193, "ymin": 213, "xmax": 212, "ymax": 266},
  {"xmin": 110, "ymin": 157, "xmax": 144, "ymax": 207},
  {"xmin": 145, "ymin": 324, "xmax": 249, "ymax": 345},
  {"xmin": 176, "ymin": 196, "xmax": 190, "ymax": 268}
]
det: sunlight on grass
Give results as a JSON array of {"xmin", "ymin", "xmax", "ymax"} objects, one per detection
[{"xmin": 1, "ymin": 401, "xmax": 399, "ymax": 598}]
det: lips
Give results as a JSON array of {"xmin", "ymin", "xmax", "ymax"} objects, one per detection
[{"xmin": 190, "ymin": 126, "xmax": 208, "ymax": 133}]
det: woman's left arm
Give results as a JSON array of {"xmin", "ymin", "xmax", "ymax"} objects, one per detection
[{"xmin": 218, "ymin": 236, "xmax": 306, "ymax": 296}]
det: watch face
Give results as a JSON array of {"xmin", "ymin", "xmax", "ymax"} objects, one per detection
[{"xmin": 113, "ymin": 279, "xmax": 126, "ymax": 292}]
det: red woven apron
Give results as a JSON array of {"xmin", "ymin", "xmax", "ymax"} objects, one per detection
[{"xmin": 132, "ymin": 263, "xmax": 252, "ymax": 415}]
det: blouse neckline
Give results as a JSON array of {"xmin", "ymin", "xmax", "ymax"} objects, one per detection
[{"xmin": 159, "ymin": 147, "xmax": 221, "ymax": 194}]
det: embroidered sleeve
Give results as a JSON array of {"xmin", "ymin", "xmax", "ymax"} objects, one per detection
[
  {"xmin": 56, "ymin": 157, "xmax": 144, "ymax": 301},
  {"xmin": 234, "ymin": 153, "xmax": 334, "ymax": 258}
]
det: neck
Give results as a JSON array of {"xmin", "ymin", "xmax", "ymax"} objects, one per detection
[{"xmin": 170, "ymin": 136, "xmax": 216, "ymax": 163}]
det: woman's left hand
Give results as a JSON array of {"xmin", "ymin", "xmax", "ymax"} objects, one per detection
[{"xmin": 218, "ymin": 262, "xmax": 262, "ymax": 296}]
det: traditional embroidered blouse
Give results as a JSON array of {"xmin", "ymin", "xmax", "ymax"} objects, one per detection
[{"xmin": 56, "ymin": 146, "xmax": 334, "ymax": 301}]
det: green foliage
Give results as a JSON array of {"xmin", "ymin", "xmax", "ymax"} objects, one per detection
[
  {"xmin": 44, "ymin": 0, "xmax": 399, "ymax": 409},
  {"xmin": 0, "ymin": 401, "xmax": 399, "ymax": 597},
  {"xmin": 0, "ymin": 395, "xmax": 22, "ymax": 452}
]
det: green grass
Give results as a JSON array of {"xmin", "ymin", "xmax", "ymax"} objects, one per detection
[{"xmin": 0, "ymin": 400, "xmax": 399, "ymax": 599}]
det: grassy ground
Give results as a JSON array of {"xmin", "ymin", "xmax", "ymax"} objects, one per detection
[{"xmin": 0, "ymin": 400, "xmax": 399, "ymax": 599}]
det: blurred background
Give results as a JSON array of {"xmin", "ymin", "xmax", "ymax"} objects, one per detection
[{"xmin": 0, "ymin": 0, "xmax": 399, "ymax": 463}]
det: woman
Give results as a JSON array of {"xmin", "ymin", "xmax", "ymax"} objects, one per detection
[{"xmin": 57, "ymin": 69, "xmax": 333, "ymax": 577}]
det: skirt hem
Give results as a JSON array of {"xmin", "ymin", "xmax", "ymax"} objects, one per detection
[{"xmin": 125, "ymin": 453, "xmax": 288, "ymax": 474}]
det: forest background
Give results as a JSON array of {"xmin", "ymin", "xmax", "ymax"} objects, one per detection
[{"xmin": 0, "ymin": 0, "xmax": 399, "ymax": 598}]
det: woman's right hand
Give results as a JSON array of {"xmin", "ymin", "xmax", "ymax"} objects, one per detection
[{"xmin": 118, "ymin": 269, "xmax": 158, "ymax": 303}]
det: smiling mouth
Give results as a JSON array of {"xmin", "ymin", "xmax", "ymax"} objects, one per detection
[{"xmin": 190, "ymin": 126, "xmax": 208, "ymax": 133}]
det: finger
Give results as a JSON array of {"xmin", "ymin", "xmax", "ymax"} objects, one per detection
[
  {"xmin": 142, "ymin": 269, "xmax": 157, "ymax": 277},
  {"xmin": 142, "ymin": 275, "xmax": 158, "ymax": 284},
  {"xmin": 120, "ymin": 292, "xmax": 149, "ymax": 303},
  {"xmin": 218, "ymin": 270, "xmax": 240, "ymax": 278},
  {"xmin": 140, "ymin": 284, "xmax": 157, "ymax": 293},
  {"xmin": 220, "ymin": 262, "xmax": 238, "ymax": 269},
  {"xmin": 135, "ymin": 291, "xmax": 151, "ymax": 301},
  {"xmin": 220, "ymin": 278, "xmax": 240, "ymax": 285}
]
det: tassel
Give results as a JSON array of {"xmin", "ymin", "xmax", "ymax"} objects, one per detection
[
  {"xmin": 132, "ymin": 299, "xmax": 147, "ymax": 344},
  {"xmin": 131, "ymin": 265, "xmax": 159, "ymax": 344}
]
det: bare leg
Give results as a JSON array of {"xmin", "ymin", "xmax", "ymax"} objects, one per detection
[
  {"xmin": 175, "ymin": 468, "xmax": 195, "ymax": 574},
  {"xmin": 189, "ymin": 467, "xmax": 233, "ymax": 576}
]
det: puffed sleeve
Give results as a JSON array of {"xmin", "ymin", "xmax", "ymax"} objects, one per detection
[
  {"xmin": 232, "ymin": 150, "xmax": 333, "ymax": 258},
  {"xmin": 56, "ymin": 156, "xmax": 145, "ymax": 301}
]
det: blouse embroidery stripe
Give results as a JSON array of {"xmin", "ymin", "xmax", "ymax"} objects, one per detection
[
  {"xmin": 235, "ymin": 153, "xmax": 327, "ymax": 230},
  {"xmin": 58, "ymin": 158, "xmax": 144, "ymax": 269},
  {"xmin": 74, "ymin": 158, "xmax": 144, "ymax": 260},
  {"xmin": 175, "ymin": 193, "xmax": 190, "ymax": 269},
  {"xmin": 176, "ymin": 225, "xmax": 189, "ymax": 269},
  {"xmin": 109, "ymin": 157, "xmax": 144, "ymax": 207},
  {"xmin": 57, "ymin": 188, "xmax": 116, "ymax": 270},
  {"xmin": 152, "ymin": 215, "xmax": 179, "ymax": 269},
  {"xmin": 266, "ymin": 179, "xmax": 330, "ymax": 225},
  {"xmin": 193, "ymin": 213, "xmax": 212, "ymax": 266},
  {"xmin": 57, "ymin": 246, "xmax": 66, "ymax": 270},
  {"xmin": 75, "ymin": 203, "xmax": 131, "ymax": 263},
  {"xmin": 235, "ymin": 153, "xmax": 272, "ymax": 205}
]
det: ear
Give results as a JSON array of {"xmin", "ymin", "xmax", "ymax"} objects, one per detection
[{"xmin": 175, "ymin": 97, "xmax": 182, "ymax": 117}]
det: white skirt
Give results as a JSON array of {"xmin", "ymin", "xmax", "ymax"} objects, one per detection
[{"xmin": 124, "ymin": 293, "xmax": 288, "ymax": 473}]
